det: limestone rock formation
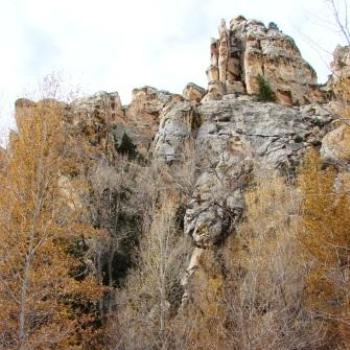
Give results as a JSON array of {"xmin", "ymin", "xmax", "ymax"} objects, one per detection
[
  {"xmin": 183, "ymin": 82, "xmax": 206, "ymax": 103},
  {"xmin": 125, "ymin": 86, "xmax": 173, "ymax": 155},
  {"xmin": 205, "ymin": 16, "xmax": 324, "ymax": 105},
  {"xmin": 69, "ymin": 91, "xmax": 123, "ymax": 126},
  {"xmin": 153, "ymin": 95, "xmax": 194, "ymax": 162},
  {"xmin": 154, "ymin": 96, "xmax": 334, "ymax": 248},
  {"xmin": 14, "ymin": 89, "xmax": 172, "ymax": 160},
  {"xmin": 329, "ymin": 45, "xmax": 350, "ymax": 102},
  {"xmin": 68, "ymin": 91, "xmax": 123, "ymax": 150}
]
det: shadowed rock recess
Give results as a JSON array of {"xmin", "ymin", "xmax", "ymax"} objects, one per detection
[{"xmin": 11, "ymin": 16, "xmax": 350, "ymax": 316}]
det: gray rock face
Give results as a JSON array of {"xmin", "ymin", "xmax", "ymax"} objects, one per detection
[
  {"xmin": 153, "ymin": 98, "xmax": 194, "ymax": 162},
  {"xmin": 154, "ymin": 96, "xmax": 334, "ymax": 247}
]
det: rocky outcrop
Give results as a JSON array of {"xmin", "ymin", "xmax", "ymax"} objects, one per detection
[
  {"xmin": 67, "ymin": 91, "xmax": 124, "ymax": 154},
  {"xmin": 153, "ymin": 96, "xmax": 321, "ymax": 301},
  {"xmin": 183, "ymin": 83, "xmax": 206, "ymax": 103},
  {"xmin": 329, "ymin": 45, "xmax": 350, "ymax": 102},
  {"xmin": 14, "ymin": 89, "xmax": 174, "ymax": 160},
  {"xmin": 153, "ymin": 96, "xmax": 194, "ymax": 162},
  {"xmin": 152, "ymin": 90, "xmax": 337, "ymax": 308},
  {"xmin": 69, "ymin": 91, "xmax": 123, "ymax": 126},
  {"xmin": 125, "ymin": 86, "xmax": 173, "ymax": 155},
  {"xmin": 154, "ymin": 95, "xmax": 334, "ymax": 248},
  {"xmin": 205, "ymin": 17, "xmax": 325, "ymax": 105}
]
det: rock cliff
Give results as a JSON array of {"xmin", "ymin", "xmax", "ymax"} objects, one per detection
[
  {"xmin": 205, "ymin": 16, "xmax": 327, "ymax": 105},
  {"xmin": 11, "ymin": 15, "xmax": 350, "ymax": 319}
]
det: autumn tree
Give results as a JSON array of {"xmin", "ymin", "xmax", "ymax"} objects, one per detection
[
  {"xmin": 298, "ymin": 149, "xmax": 350, "ymax": 347},
  {"xmin": 170, "ymin": 248, "xmax": 229, "ymax": 350},
  {"xmin": 222, "ymin": 167, "xmax": 323, "ymax": 350},
  {"xmin": 106, "ymin": 164, "xmax": 192, "ymax": 350},
  {"xmin": 0, "ymin": 99, "xmax": 103, "ymax": 350}
]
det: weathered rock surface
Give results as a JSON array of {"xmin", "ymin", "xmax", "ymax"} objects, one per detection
[
  {"xmin": 152, "ymin": 93, "xmax": 339, "ymax": 309},
  {"xmin": 329, "ymin": 45, "xmax": 350, "ymax": 102},
  {"xmin": 154, "ymin": 96, "xmax": 334, "ymax": 247},
  {"xmin": 125, "ymin": 86, "xmax": 173, "ymax": 155},
  {"xmin": 205, "ymin": 16, "xmax": 325, "ymax": 105},
  {"xmin": 321, "ymin": 122, "xmax": 350, "ymax": 166},
  {"xmin": 153, "ymin": 95, "xmax": 195, "ymax": 162},
  {"xmin": 15, "ymin": 89, "xmax": 173, "ymax": 160},
  {"xmin": 67, "ymin": 91, "xmax": 124, "ymax": 151},
  {"xmin": 183, "ymin": 83, "xmax": 206, "ymax": 103}
]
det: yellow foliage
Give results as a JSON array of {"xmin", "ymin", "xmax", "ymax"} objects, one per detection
[
  {"xmin": 298, "ymin": 148, "xmax": 350, "ymax": 346},
  {"xmin": 177, "ymin": 250, "xmax": 229, "ymax": 350},
  {"xmin": 0, "ymin": 101, "xmax": 104, "ymax": 350}
]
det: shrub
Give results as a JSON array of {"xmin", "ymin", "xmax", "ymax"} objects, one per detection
[
  {"xmin": 256, "ymin": 74, "xmax": 276, "ymax": 102},
  {"xmin": 298, "ymin": 149, "xmax": 350, "ymax": 347},
  {"xmin": 117, "ymin": 132, "xmax": 137, "ymax": 159}
]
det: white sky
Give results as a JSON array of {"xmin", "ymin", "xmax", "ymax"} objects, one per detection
[{"xmin": 0, "ymin": 0, "xmax": 348, "ymax": 141}]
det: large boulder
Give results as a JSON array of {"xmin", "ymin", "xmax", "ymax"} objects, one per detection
[{"xmin": 153, "ymin": 96, "xmax": 194, "ymax": 162}]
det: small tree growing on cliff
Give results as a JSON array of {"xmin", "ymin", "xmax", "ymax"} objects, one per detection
[{"xmin": 256, "ymin": 74, "xmax": 276, "ymax": 102}]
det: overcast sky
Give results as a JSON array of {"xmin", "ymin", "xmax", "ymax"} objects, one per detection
[{"xmin": 0, "ymin": 0, "xmax": 347, "ymax": 140}]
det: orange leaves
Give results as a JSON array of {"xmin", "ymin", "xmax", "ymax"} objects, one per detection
[
  {"xmin": 298, "ymin": 148, "xmax": 350, "ymax": 345},
  {"xmin": 0, "ymin": 99, "xmax": 103, "ymax": 349}
]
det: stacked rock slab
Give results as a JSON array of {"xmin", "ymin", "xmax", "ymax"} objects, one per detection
[{"xmin": 205, "ymin": 16, "xmax": 322, "ymax": 105}]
